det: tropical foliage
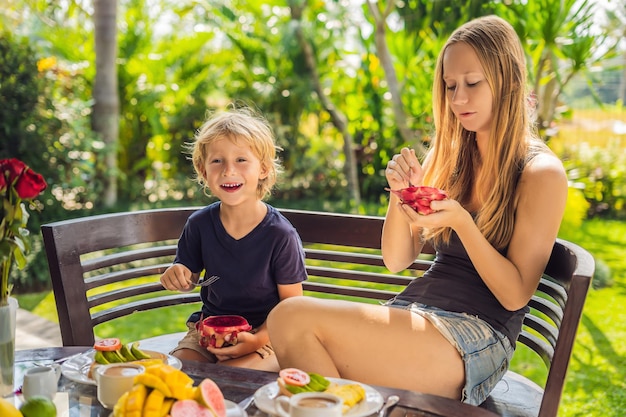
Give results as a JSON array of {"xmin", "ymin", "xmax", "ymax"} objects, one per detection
[{"xmin": 0, "ymin": 0, "xmax": 623, "ymax": 279}]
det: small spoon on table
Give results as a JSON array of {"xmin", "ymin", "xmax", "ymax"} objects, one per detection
[{"xmin": 378, "ymin": 395, "xmax": 399, "ymax": 417}]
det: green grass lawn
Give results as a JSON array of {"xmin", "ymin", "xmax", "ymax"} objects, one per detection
[
  {"xmin": 22, "ymin": 217, "xmax": 626, "ymax": 416},
  {"xmin": 551, "ymin": 219, "xmax": 626, "ymax": 416}
]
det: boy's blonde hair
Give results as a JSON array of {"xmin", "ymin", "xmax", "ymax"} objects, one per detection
[
  {"xmin": 189, "ymin": 106, "xmax": 282, "ymax": 200},
  {"xmin": 424, "ymin": 15, "xmax": 549, "ymax": 249}
]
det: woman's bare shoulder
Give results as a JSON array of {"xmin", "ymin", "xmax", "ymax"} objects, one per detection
[
  {"xmin": 524, "ymin": 151, "xmax": 566, "ymax": 179},
  {"xmin": 519, "ymin": 151, "xmax": 568, "ymax": 198}
]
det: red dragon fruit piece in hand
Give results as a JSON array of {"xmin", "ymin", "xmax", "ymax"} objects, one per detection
[
  {"xmin": 386, "ymin": 186, "xmax": 448, "ymax": 215},
  {"xmin": 198, "ymin": 315, "xmax": 252, "ymax": 348}
]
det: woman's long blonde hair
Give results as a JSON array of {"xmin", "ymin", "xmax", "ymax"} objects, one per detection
[{"xmin": 423, "ymin": 15, "xmax": 549, "ymax": 249}]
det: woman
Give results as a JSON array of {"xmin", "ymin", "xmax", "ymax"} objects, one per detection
[{"xmin": 267, "ymin": 15, "xmax": 567, "ymax": 404}]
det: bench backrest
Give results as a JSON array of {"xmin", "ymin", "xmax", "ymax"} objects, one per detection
[{"xmin": 41, "ymin": 207, "xmax": 594, "ymax": 417}]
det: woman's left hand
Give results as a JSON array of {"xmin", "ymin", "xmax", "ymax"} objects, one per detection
[{"xmin": 397, "ymin": 197, "xmax": 471, "ymax": 231}]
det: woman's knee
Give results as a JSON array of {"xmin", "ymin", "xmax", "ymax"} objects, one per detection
[
  {"xmin": 269, "ymin": 296, "xmax": 324, "ymax": 342},
  {"xmin": 270, "ymin": 296, "xmax": 314, "ymax": 323}
]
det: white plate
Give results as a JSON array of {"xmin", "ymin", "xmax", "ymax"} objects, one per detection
[
  {"xmin": 61, "ymin": 348, "xmax": 182, "ymax": 386},
  {"xmin": 253, "ymin": 377, "xmax": 384, "ymax": 417}
]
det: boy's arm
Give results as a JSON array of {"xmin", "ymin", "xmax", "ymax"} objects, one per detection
[{"xmin": 278, "ymin": 282, "xmax": 304, "ymax": 300}]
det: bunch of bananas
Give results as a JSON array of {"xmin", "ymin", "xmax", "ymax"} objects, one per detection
[
  {"xmin": 113, "ymin": 363, "xmax": 197, "ymax": 417},
  {"xmin": 95, "ymin": 342, "xmax": 153, "ymax": 364}
]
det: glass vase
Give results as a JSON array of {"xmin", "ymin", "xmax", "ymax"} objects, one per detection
[{"xmin": 0, "ymin": 297, "xmax": 18, "ymax": 397}]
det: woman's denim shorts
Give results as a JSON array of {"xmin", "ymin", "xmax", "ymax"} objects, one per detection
[{"xmin": 385, "ymin": 298, "xmax": 514, "ymax": 405}]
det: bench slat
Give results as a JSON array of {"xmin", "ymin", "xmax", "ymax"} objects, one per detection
[{"xmin": 82, "ymin": 245, "xmax": 178, "ymax": 272}]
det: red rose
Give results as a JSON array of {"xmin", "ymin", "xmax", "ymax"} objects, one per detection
[
  {"xmin": 0, "ymin": 158, "xmax": 47, "ymax": 199},
  {"xmin": 15, "ymin": 168, "xmax": 47, "ymax": 199},
  {"xmin": 1, "ymin": 158, "xmax": 47, "ymax": 305},
  {"xmin": 0, "ymin": 158, "xmax": 27, "ymax": 185}
]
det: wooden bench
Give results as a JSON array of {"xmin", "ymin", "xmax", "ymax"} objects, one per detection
[{"xmin": 41, "ymin": 207, "xmax": 594, "ymax": 417}]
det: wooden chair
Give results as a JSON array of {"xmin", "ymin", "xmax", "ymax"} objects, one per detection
[
  {"xmin": 41, "ymin": 207, "xmax": 594, "ymax": 417},
  {"xmin": 41, "ymin": 207, "xmax": 203, "ymax": 347}
]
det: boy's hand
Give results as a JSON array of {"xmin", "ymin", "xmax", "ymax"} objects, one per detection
[
  {"xmin": 205, "ymin": 331, "xmax": 261, "ymax": 360},
  {"xmin": 160, "ymin": 263, "xmax": 195, "ymax": 292}
]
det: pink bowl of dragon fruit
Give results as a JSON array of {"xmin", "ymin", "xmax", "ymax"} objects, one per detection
[
  {"xmin": 198, "ymin": 315, "xmax": 252, "ymax": 348},
  {"xmin": 386, "ymin": 186, "xmax": 448, "ymax": 215}
]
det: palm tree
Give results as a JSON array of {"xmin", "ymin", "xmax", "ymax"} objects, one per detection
[{"xmin": 93, "ymin": 0, "xmax": 119, "ymax": 207}]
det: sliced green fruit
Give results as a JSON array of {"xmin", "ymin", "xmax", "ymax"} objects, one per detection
[
  {"xmin": 103, "ymin": 349, "xmax": 124, "ymax": 363},
  {"xmin": 94, "ymin": 350, "xmax": 110, "ymax": 364},
  {"xmin": 119, "ymin": 344, "xmax": 138, "ymax": 361},
  {"xmin": 130, "ymin": 342, "xmax": 152, "ymax": 360},
  {"xmin": 307, "ymin": 373, "xmax": 330, "ymax": 391}
]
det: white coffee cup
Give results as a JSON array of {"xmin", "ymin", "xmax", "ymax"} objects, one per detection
[
  {"xmin": 22, "ymin": 364, "xmax": 61, "ymax": 400},
  {"xmin": 275, "ymin": 392, "xmax": 343, "ymax": 417},
  {"xmin": 94, "ymin": 363, "xmax": 145, "ymax": 409}
]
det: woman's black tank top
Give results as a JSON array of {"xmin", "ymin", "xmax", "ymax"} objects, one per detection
[{"xmin": 395, "ymin": 231, "xmax": 526, "ymax": 346}]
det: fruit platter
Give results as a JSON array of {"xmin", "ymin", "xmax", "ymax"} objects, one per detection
[
  {"xmin": 111, "ymin": 362, "xmax": 245, "ymax": 417},
  {"xmin": 253, "ymin": 367, "xmax": 384, "ymax": 417},
  {"xmin": 61, "ymin": 338, "xmax": 182, "ymax": 385}
]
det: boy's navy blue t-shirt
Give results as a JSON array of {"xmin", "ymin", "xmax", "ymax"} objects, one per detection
[{"xmin": 174, "ymin": 202, "xmax": 308, "ymax": 328}]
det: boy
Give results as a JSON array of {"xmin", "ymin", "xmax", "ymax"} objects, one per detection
[{"xmin": 161, "ymin": 106, "xmax": 307, "ymax": 371}]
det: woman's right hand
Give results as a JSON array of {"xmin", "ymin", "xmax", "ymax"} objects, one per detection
[
  {"xmin": 382, "ymin": 147, "xmax": 426, "ymax": 271},
  {"xmin": 160, "ymin": 263, "xmax": 195, "ymax": 292},
  {"xmin": 385, "ymin": 147, "xmax": 423, "ymax": 190}
]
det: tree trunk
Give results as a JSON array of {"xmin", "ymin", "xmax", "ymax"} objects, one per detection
[
  {"xmin": 366, "ymin": 0, "xmax": 426, "ymax": 158},
  {"xmin": 289, "ymin": 1, "xmax": 361, "ymax": 209},
  {"xmin": 93, "ymin": 0, "xmax": 119, "ymax": 208},
  {"xmin": 617, "ymin": 49, "xmax": 626, "ymax": 104}
]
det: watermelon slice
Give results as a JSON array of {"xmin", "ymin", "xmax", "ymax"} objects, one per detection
[
  {"xmin": 170, "ymin": 399, "xmax": 214, "ymax": 417},
  {"xmin": 195, "ymin": 378, "xmax": 226, "ymax": 417}
]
